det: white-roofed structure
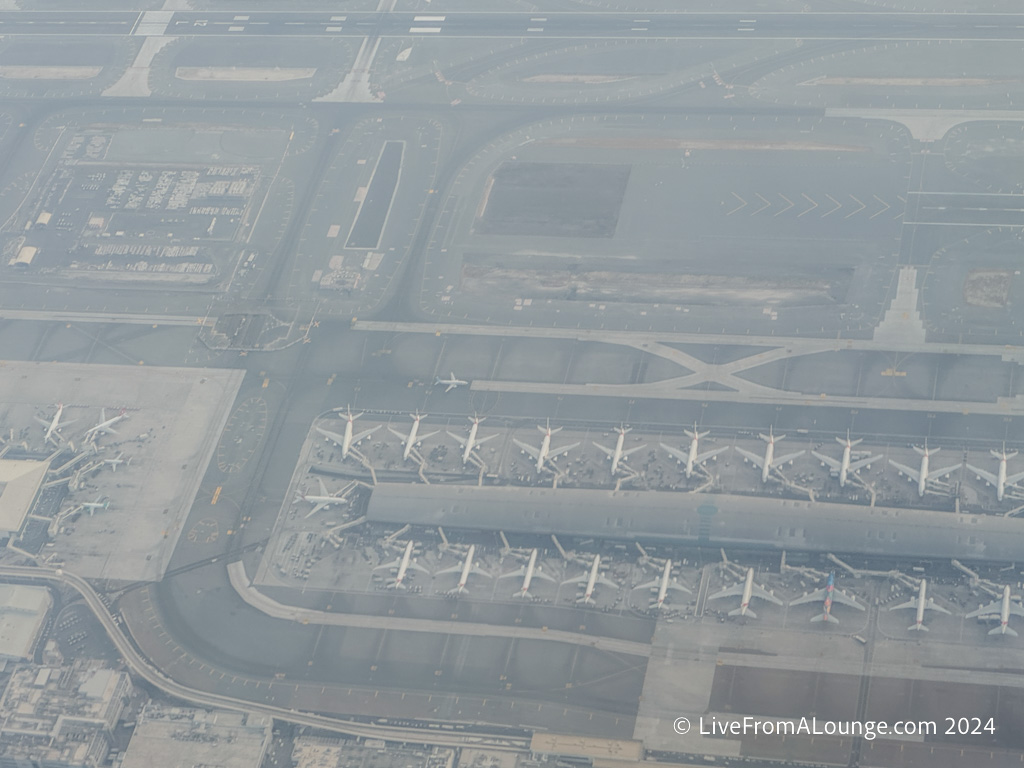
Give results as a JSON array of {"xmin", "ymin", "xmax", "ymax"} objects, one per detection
[
  {"xmin": 0, "ymin": 584, "xmax": 51, "ymax": 661},
  {"xmin": 0, "ymin": 458, "xmax": 50, "ymax": 536}
]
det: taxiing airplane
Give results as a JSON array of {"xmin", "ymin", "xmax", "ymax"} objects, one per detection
[
  {"xmin": 563, "ymin": 554, "xmax": 619, "ymax": 606},
  {"xmin": 388, "ymin": 413, "xmax": 439, "ymax": 461},
  {"xmin": 84, "ymin": 408, "xmax": 128, "ymax": 440},
  {"xmin": 967, "ymin": 585, "xmax": 1024, "ymax": 637},
  {"xmin": 317, "ymin": 406, "xmax": 381, "ymax": 459},
  {"xmin": 103, "ymin": 451, "xmax": 129, "ymax": 471},
  {"xmin": 294, "ymin": 477, "xmax": 348, "ymax": 518},
  {"xmin": 513, "ymin": 420, "xmax": 580, "ymax": 473},
  {"xmin": 790, "ymin": 572, "xmax": 865, "ymax": 624},
  {"xmin": 374, "ymin": 541, "xmax": 429, "ymax": 589},
  {"xmin": 660, "ymin": 423, "xmax": 727, "ymax": 478},
  {"xmin": 811, "ymin": 432, "xmax": 882, "ymax": 488},
  {"xmin": 888, "ymin": 441, "xmax": 961, "ymax": 497},
  {"xmin": 499, "ymin": 548, "xmax": 555, "ymax": 599},
  {"xmin": 967, "ymin": 445, "xmax": 1024, "ymax": 502},
  {"xmin": 735, "ymin": 427, "xmax": 804, "ymax": 483},
  {"xmin": 889, "ymin": 579, "xmax": 950, "ymax": 632},
  {"xmin": 708, "ymin": 567, "xmax": 782, "ymax": 619},
  {"xmin": 593, "ymin": 425, "xmax": 645, "ymax": 475},
  {"xmin": 438, "ymin": 544, "xmax": 491, "ymax": 595},
  {"xmin": 435, "ymin": 372, "xmax": 468, "ymax": 393},
  {"xmin": 448, "ymin": 414, "xmax": 498, "ymax": 465},
  {"xmin": 635, "ymin": 559, "xmax": 690, "ymax": 611}
]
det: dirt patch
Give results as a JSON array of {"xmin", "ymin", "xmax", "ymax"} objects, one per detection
[
  {"xmin": 521, "ymin": 74, "xmax": 637, "ymax": 84},
  {"xmin": 539, "ymin": 137, "xmax": 869, "ymax": 152},
  {"xmin": 175, "ymin": 67, "xmax": 316, "ymax": 82},
  {"xmin": 964, "ymin": 269, "xmax": 1012, "ymax": 308}
]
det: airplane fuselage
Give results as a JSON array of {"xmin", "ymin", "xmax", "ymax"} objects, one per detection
[
  {"xmin": 536, "ymin": 430, "xmax": 553, "ymax": 472},
  {"xmin": 685, "ymin": 437, "xmax": 699, "ymax": 478},
  {"xmin": 519, "ymin": 549, "xmax": 539, "ymax": 597},
  {"xmin": 654, "ymin": 559, "xmax": 673, "ymax": 609},
  {"xmin": 838, "ymin": 443, "xmax": 852, "ymax": 487},
  {"xmin": 393, "ymin": 541, "xmax": 415, "ymax": 588},
  {"xmin": 609, "ymin": 430, "xmax": 626, "ymax": 474},
  {"xmin": 761, "ymin": 441, "xmax": 775, "ymax": 483},
  {"xmin": 739, "ymin": 568, "xmax": 755, "ymax": 615},
  {"xmin": 913, "ymin": 579, "xmax": 928, "ymax": 629},
  {"xmin": 403, "ymin": 418, "xmax": 423, "ymax": 461},
  {"xmin": 997, "ymin": 455, "xmax": 1009, "ymax": 501},
  {"xmin": 463, "ymin": 420, "xmax": 480, "ymax": 465},
  {"xmin": 45, "ymin": 404, "xmax": 64, "ymax": 441},
  {"xmin": 456, "ymin": 544, "xmax": 476, "ymax": 591},
  {"xmin": 917, "ymin": 453, "xmax": 930, "ymax": 497},
  {"xmin": 583, "ymin": 555, "xmax": 602, "ymax": 603},
  {"xmin": 999, "ymin": 585, "xmax": 1013, "ymax": 633},
  {"xmin": 821, "ymin": 574, "xmax": 836, "ymax": 620}
]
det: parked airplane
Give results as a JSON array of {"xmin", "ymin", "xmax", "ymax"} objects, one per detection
[
  {"xmin": 593, "ymin": 425, "xmax": 646, "ymax": 475},
  {"xmin": 563, "ymin": 554, "xmax": 619, "ymax": 605},
  {"xmin": 374, "ymin": 541, "xmax": 428, "ymax": 589},
  {"xmin": 889, "ymin": 579, "xmax": 950, "ymax": 631},
  {"xmin": 790, "ymin": 572, "xmax": 865, "ymax": 624},
  {"xmin": 295, "ymin": 477, "xmax": 348, "ymax": 518},
  {"xmin": 36, "ymin": 403, "xmax": 74, "ymax": 445},
  {"xmin": 388, "ymin": 413, "xmax": 439, "ymax": 461},
  {"xmin": 888, "ymin": 441, "xmax": 961, "ymax": 497},
  {"xmin": 448, "ymin": 414, "xmax": 498, "ymax": 465},
  {"xmin": 438, "ymin": 544, "xmax": 490, "ymax": 595},
  {"xmin": 317, "ymin": 406, "xmax": 381, "ymax": 459},
  {"xmin": 967, "ymin": 445, "xmax": 1024, "ymax": 502},
  {"xmin": 81, "ymin": 496, "xmax": 109, "ymax": 515},
  {"xmin": 103, "ymin": 451, "xmax": 129, "ymax": 471},
  {"xmin": 435, "ymin": 372, "xmax": 468, "ymax": 393},
  {"xmin": 513, "ymin": 420, "xmax": 580, "ymax": 473},
  {"xmin": 635, "ymin": 559, "xmax": 690, "ymax": 610},
  {"xmin": 84, "ymin": 408, "xmax": 128, "ymax": 440},
  {"xmin": 660, "ymin": 423, "xmax": 727, "ymax": 478},
  {"xmin": 735, "ymin": 427, "xmax": 804, "ymax": 483},
  {"xmin": 967, "ymin": 585, "xmax": 1024, "ymax": 637},
  {"xmin": 708, "ymin": 568, "xmax": 782, "ymax": 618},
  {"xmin": 811, "ymin": 432, "xmax": 882, "ymax": 488},
  {"xmin": 498, "ymin": 548, "xmax": 555, "ymax": 599}
]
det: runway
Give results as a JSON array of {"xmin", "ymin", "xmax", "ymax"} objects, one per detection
[{"xmin": 2, "ymin": 11, "xmax": 1024, "ymax": 42}]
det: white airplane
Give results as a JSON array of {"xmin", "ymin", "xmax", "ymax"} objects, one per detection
[
  {"xmin": 294, "ymin": 477, "xmax": 348, "ymax": 518},
  {"xmin": 438, "ymin": 544, "xmax": 490, "ymax": 595},
  {"xmin": 635, "ymin": 559, "xmax": 690, "ymax": 611},
  {"xmin": 103, "ymin": 451, "xmax": 129, "ymax": 471},
  {"xmin": 562, "ymin": 554, "xmax": 619, "ymax": 606},
  {"xmin": 790, "ymin": 572, "xmax": 865, "ymax": 624},
  {"xmin": 81, "ymin": 496, "xmax": 109, "ymax": 515},
  {"xmin": 513, "ymin": 420, "xmax": 580, "ymax": 473},
  {"xmin": 660, "ymin": 423, "xmax": 727, "ymax": 478},
  {"xmin": 735, "ymin": 427, "xmax": 804, "ymax": 483},
  {"xmin": 36, "ymin": 403, "xmax": 74, "ymax": 445},
  {"xmin": 447, "ymin": 414, "xmax": 498, "ymax": 465},
  {"xmin": 593, "ymin": 425, "xmax": 645, "ymax": 475},
  {"xmin": 889, "ymin": 579, "xmax": 950, "ymax": 632},
  {"xmin": 435, "ymin": 372, "xmax": 468, "ymax": 393},
  {"xmin": 317, "ymin": 406, "xmax": 380, "ymax": 459},
  {"xmin": 708, "ymin": 568, "xmax": 782, "ymax": 619},
  {"xmin": 967, "ymin": 585, "xmax": 1024, "ymax": 637},
  {"xmin": 811, "ymin": 431, "xmax": 882, "ymax": 488},
  {"xmin": 966, "ymin": 445, "xmax": 1024, "ymax": 502},
  {"xmin": 84, "ymin": 408, "xmax": 128, "ymax": 439},
  {"xmin": 888, "ymin": 441, "xmax": 961, "ymax": 497},
  {"xmin": 388, "ymin": 413, "xmax": 439, "ymax": 461},
  {"xmin": 498, "ymin": 548, "xmax": 555, "ymax": 599},
  {"xmin": 374, "ymin": 541, "xmax": 429, "ymax": 589}
]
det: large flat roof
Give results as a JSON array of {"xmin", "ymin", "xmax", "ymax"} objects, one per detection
[
  {"xmin": 0, "ymin": 584, "xmax": 51, "ymax": 661},
  {"xmin": 0, "ymin": 459, "xmax": 49, "ymax": 534},
  {"xmin": 366, "ymin": 484, "xmax": 1024, "ymax": 563}
]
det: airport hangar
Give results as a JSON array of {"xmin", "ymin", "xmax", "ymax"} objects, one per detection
[{"xmin": 366, "ymin": 484, "xmax": 1024, "ymax": 563}]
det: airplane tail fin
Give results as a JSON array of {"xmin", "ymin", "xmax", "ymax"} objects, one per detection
[
  {"xmin": 810, "ymin": 613, "xmax": 839, "ymax": 625},
  {"xmin": 990, "ymin": 625, "xmax": 1018, "ymax": 637},
  {"xmin": 729, "ymin": 607, "xmax": 756, "ymax": 619},
  {"xmin": 908, "ymin": 623, "xmax": 928, "ymax": 632}
]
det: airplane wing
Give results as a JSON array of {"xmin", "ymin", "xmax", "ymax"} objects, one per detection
[
  {"xmin": 1005, "ymin": 469, "xmax": 1024, "ymax": 487},
  {"xmin": 470, "ymin": 565, "xmax": 492, "ymax": 579},
  {"xmin": 924, "ymin": 598, "xmax": 951, "ymax": 615},
  {"xmin": 811, "ymin": 451, "xmax": 842, "ymax": 473},
  {"xmin": 316, "ymin": 427, "xmax": 346, "ymax": 446},
  {"xmin": 751, "ymin": 583, "xmax": 784, "ymax": 605},
  {"xmin": 773, "ymin": 450, "xmax": 805, "ymax": 467},
  {"xmin": 416, "ymin": 430, "xmax": 440, "ymax": 443},
  {"xmin": 445, "ymin": 382, "xmax": 457, "ymax": 392},
  {"xmin": 622, "ymin": 444, "xmax": 647, "ymax": 458},
  {"xmin": 317, "ymin": 477, "xmax": 329, "ymax": 496},
  {"xmin": 659, "ymin": 443, "xmax": 689, "ymax": 463},
  {"xmin": 889, "ymin": 597, "xmax": 918, "ymax": 612},
  {"xmin": 561, "ymin": 572, "xmax": 588, "ymax": 586},
  {"xmin": 387, "ymin": 426, "xmax": 408, "ymax": 441},
  {"xmin": 831, "ymin": 590, "xmax": 866, "ymax": 611},
  {"xmin": 708, "ymin": 583, "xmax": 745, "ymax": 601},
  {"xmin": 848, "ymin": 454, "xmax": 883, "ymax": 473},
  {"xmin": 435, "ymin": 562, "xmax": 464, "ymax": 577},
  {"xmin": 513, "ymin": 439, "xmax": 541, "ymax": 460},
  {"xmin": 888, "ymin": 459, "xmax": 921, "ymax": 483},
  {"xmin": 547, "ymin": 442, "xmax": 580, "ymax": 460},
  {"xmin": 352, "ymin": 425, "xmax": 380, "ymax": 444},
  {"xmin": 373, "ymin": 557, "xmax": 401, "ymax": 572},
  {"xmin": 447, "ymin": 431, "xmax": 468, "ymax": 449},
  {"xmin": 966, "ymin": 464, "xmax": 998, "ymax": 486},
  {"xmin": 735, "ymin": 447, "xmax": 765, "ymax": 469},
  {"xmin": 966, "ymin": 598, "xmax": 1004, "ymax": 619},
  {"xmin": 694, "ymin": 447, "xmax": 728, "ymax": 465},
  {"xmin": 597, "ymin": 574, "xmax": 619, "ymax": 589},
  {"xmin": 593, "ymin": 442, "xmax": 615, "ymax": 458},
  {"xmin": 635, "ymin": 578, "xmax": 660, "ymax": 591},
  {"xmin": 533, "ymin": 567, "xmax": 556, "ymax": 583},
  {"xmin": 927, "ymin": 463, "xmax": 962, "ymax": 482},
  {"xmin": 789, "ymin": 588, "xmax": 826, "ymax": 607},
  {"xmin": 498, "ymin": 566, "xmax": 526, "ymax": 580},
  {"xmin": 669, "ymin": 581, "xmax": 692, "ymax": 594},
  {"xmin": 475, "ymin": 433, "xmax": 499, "ymax": 446}
]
